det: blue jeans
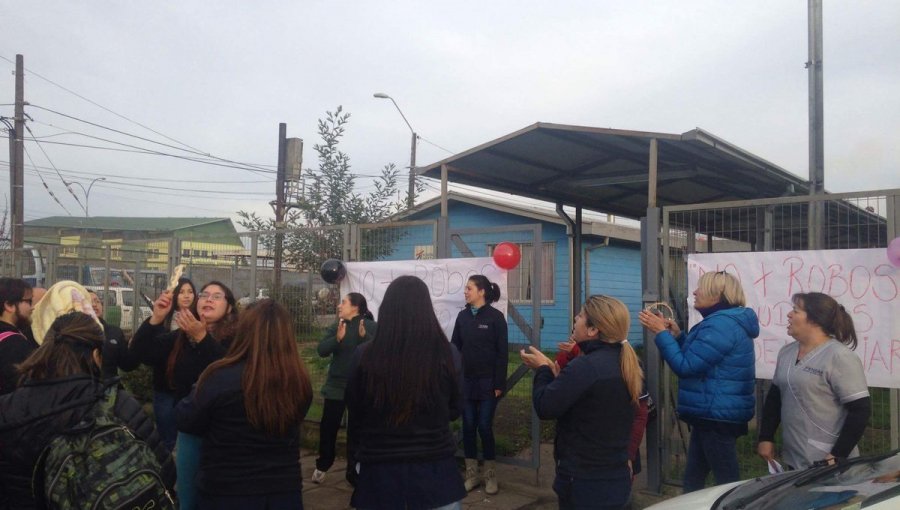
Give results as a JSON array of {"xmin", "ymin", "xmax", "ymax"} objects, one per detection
[
  {"xmin": 682, "ymin": 426, "xmax": 740, "ymax": 493},
  {"xmin": 553, "ymin": 470, "xmax": 631, "ymax": 510},
  {"xmin": 176, "ymin": 432, "xmax": 203, "ymax": 510},
  {"xmin": 462, "ymin": 397, "xmax": 497, "ymax": 460},
  {"xmin": 153, "ymin": 390, "xmax": 177, "ymax": 452}
]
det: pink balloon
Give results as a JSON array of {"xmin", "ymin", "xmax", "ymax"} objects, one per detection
[
  {"xmin": 888, "ymin": 237, "xmax": 900, "ymax": 268},
  {"xmin": 493, "ymin": 242, "xmax": 522, "ymax": 270}
]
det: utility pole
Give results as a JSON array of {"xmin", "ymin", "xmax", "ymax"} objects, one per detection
[
  {"xmin": 11, "ymin": 54, "xmax": 25, "ymax": 272},
  {"xmin": 807, "ymin": 0, "xmax": 824, "ymax": 249},
  {"xmin": 408, "ymin": 131, "xmax": 417, "ymax": 209},
  {"xmin": 273, "ymin": 123, "xmax": 286, "ymax": 297}
]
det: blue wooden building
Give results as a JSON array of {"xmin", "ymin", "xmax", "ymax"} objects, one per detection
[{"xmin": 390, "ymin": 191, "xmax": 644, "ymax": 350}]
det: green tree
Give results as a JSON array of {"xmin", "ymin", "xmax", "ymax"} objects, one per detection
[{"xmin": 237, "ymin": 106, "xmax": 416, "ymax": 270}]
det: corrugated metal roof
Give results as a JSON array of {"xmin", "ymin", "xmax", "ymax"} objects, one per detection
[{"xmin": 418, "ymin": 122, "xmax": 810, "ymax": 219}]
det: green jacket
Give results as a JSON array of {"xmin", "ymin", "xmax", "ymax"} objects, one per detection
[{"xmin": 317, "ymin": 315, "xmax": 376, "ymax": 400}]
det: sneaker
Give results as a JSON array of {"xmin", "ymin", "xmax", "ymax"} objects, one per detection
[{"xmin": 311, "ymin": 469, "xmax": 326, "ymax": 484}]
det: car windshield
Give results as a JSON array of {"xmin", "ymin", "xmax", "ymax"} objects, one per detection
[{"xmin": 716, "ymin": 450, "xmax": 900, "ymax": 510}]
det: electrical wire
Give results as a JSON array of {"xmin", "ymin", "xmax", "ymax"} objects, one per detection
[
  {"xmin": 418, "ymin": 135, "xmax": 455, "ymax": 155},
  {"xmin": 27, "ymin": 104, "xmax": 276, "ymax": 172},
  {"xmin": 0, "ymin": 54, "xmax": 237, "ymax": 162},
  {"xmin": 23, "ymin": 124, "xmax": 86, "ymax": 212},
  {"xmin": 0, "ymin": 160, "xmax": 272, "ymax": 184},
  {"xmin": 21, "ymin": 146, "xmax": 73, "ymax": 215}
]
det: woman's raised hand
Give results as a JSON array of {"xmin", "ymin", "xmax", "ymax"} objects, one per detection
[
  {"xmin": 149, "ymin": 290, "xmax": 173, "ymax": 325},
  {"xmin": 176, "ymin": 309, "xmax": 207, "ymax": 342},
  {"xmin": 519, "ymin": 345, "xmax": 554, "ymax": 370},
  {"xmin": 336, "ymin": 320, "xmax": 347, "ymax": 342},
  {"xmin": 358, "ymin": 320, "xmax": 366, "ymax": 338},
  {"xmin": 638, "ymin": 310, "xmax": 668, "ymax": 335}
]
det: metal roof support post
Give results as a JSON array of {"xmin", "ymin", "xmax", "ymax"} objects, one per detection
[
  {"xmin": 574, "ymin": 206, "xmax": 582, "ymax": 313},
  {"xmin": 641, "ymin": 209, "xmax": 662, "ymax": 494},
  {"xmin": 642, "ymin": 138, "xmax": 664, "ymax": 492}
]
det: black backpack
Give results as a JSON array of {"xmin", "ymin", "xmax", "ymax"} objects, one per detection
[{"xmin": 33, "ymin": 384, "xmax": 175, "ymax": 510}]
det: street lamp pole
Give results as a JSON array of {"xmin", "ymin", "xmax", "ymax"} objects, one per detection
[
  {"xmin": 374, "ymin": 93, "xmax": 417, "ymax": 209},
  {"xmin": 71, "ymin": 177, "xmax": 107, "ymax": 217}
]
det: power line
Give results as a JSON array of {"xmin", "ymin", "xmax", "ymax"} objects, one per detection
[
  {"xmin": 418, "ymin": 135, "xmax": 455, "ymax": 155},
  {"xmin": 27, "ymin": 104, "xmax": 277, "ymax": 172},
  {"xmin": 21, "ymin": 146, "xmax": 73, "ymax": 215},
  {"xmin": 0, "ymin": 160, "xmax": 272, "ymax": 184},
  {"xmin": 23, "ymin": 124, "xmax": 86, "ymax": 213},
  {"xmin": 0, "ymin": 54, "xmax": 213, "ymax": 157},
  {"xmin": 24, "ymin": 138, "xmax": 278, "ymax": 175}
]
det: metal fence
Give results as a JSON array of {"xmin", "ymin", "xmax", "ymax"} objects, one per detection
[
  {"xmin": 0, "ymin": 219, "xmax": 546, "ymax": 470},
  {"xmin": 659, "ymin": 189, "xmax": 900, "ymax": 485}
]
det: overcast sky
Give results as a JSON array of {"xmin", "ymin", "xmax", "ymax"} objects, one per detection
[{"xmin": 2, "ymin": 1, "xmax": 898, "ymax": 226}]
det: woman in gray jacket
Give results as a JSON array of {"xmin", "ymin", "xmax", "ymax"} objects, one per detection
[{"xmin": 312, "ymin": 292, "xmax": 376, "ymax": 484}]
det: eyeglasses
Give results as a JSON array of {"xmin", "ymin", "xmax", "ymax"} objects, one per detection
[{"xmin": 198, "ymin": 292, "xmax": 226, "ymax": 302}]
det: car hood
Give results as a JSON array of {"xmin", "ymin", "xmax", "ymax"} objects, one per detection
[{"xmin": 645, "ymin": 482, "xmax": 743, "ymax": 510}]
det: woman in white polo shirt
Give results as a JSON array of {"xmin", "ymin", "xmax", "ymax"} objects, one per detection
[{"xmin": 757, "ymin": 292, "xmax": 871, "ymax": 470}]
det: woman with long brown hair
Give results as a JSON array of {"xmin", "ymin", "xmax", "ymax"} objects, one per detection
[
  {"xmin": 177, "ymin": 299, "xmax": 312, "ymax": 510},
  {"xmin": 521, "ymin": 295, "xmax": 643, "ymax": 510},
  {"xmin": 345, "ymin": 275, "xmax": 466, "ymax": 509}
]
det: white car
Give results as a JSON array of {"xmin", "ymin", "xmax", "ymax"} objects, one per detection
[
  {"xmin": 647, "ymin": 449, "xmax": 900, "ymax": 510},
  {"xmin": 85, "ymin": 286, "xmax": 152, "ymax": 332}
]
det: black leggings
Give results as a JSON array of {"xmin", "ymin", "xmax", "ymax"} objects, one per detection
[{"xmin": 316, "ymin": 398, "xmax": 346, "ymax": 471}]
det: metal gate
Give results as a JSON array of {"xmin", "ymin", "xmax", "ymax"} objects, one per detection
[
  {"xmin": 658, "ymin": 189, "xmax": 899, "ymax": 486},
  {"xmin": 448, "ymin": 223, "xmax": 543, "ymax": 473}
]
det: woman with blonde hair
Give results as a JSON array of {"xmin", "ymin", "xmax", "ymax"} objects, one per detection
[
  {"xmin": 521, "ymin": 295, "xmax": 643, "ymax": 510},
  {"xmin": 639, "ymin": 271, "xmax": 758, "ymax": 492},
  {"xmin": 177, "ymin": 299, "xmax": 313, "ymax": 509}
]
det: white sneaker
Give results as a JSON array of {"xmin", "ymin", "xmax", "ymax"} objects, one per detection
[{"xmin": 311, "ymin": 469, "xmax": 326, "ymax": 484}]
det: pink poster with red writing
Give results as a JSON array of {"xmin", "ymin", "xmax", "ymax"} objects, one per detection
[{"xmin": 688, "ymin": 249, "xmax": 900, "ymax": 388}]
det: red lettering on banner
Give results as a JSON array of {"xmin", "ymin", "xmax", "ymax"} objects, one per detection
[
  {"xmin": 872, "ymin": 265, "xmax": 899, "ymax": 302},
  {"xmin": 754, "ymin": 263, "xmax": 773, "ymax": 297},
  {"xmin": 807, "ymin": 265, "xmax": 827, "ymax": 293},
  {"xmin": 785, "ymin": 257, "xmax": 804, "ymax": 296},
  {"xmin": 891, "ymin": 340, "xmax": 900, "ymax": 374},
  {"xmin": 868, "ymin": 340, "xmax": 889, "ymax": 373},
  {"xmin": 826, "ymin": 264, "xmax": 848, "ymax": 297},
  {"xmin": 852, "ymin": 304, "xmax": 874, "ymax": 334},
  {"xmin": 849, "ymin": 266, "xmax": 872, "ymax": 299}
]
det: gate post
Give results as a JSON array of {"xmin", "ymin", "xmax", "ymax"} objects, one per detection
[{"xmin": 642, "ymin": 208, "xmax": 663, "ymax": 494}]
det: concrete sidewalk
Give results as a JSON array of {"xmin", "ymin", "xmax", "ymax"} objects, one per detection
[{"xmin": 300, "ymin": 444, "xmax": 671, "ymax": 509}]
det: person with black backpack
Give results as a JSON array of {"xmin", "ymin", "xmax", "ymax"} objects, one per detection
[{"xmin": 0, "ymin": 311, "xmax": 176, "ymax": 510}]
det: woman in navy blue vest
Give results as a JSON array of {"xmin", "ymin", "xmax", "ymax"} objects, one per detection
[{"xmin": 450, "ymin": 274, "xmax": 508, "ymax": 495}]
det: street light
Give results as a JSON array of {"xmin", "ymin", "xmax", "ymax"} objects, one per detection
[
  {"xmin": 373, "ymin": 92, "xmax": 417, "ymax": 209},
  {"xmin": 70, "ymin": 177, "xmax": 107, "ymax": 217}
]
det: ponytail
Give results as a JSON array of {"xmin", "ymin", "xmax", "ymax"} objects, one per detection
[
  {"xmin": 792, "ymin": 293, "xmax": 858, "ymax": 351},
  {"xmin": 346, "ymin": 293, "xmax": 374, "ymax": 321},
  {"xmin": 468, "ymin": 275, "xmax": 500, "ymax": 304},
  {"xmin": 620, "ymin": 341, "xmax": 644, "ymax": 405}
]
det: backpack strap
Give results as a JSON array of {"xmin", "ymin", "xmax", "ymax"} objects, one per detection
[{"xmin": 0, "ymin": 331, "xmax": 22, "ymax": 343}]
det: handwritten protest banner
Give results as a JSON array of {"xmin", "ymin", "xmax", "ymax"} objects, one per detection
[
  {"xmin": 688, "ymin": 249, "xmax": 899, "ymax": 388},
  {"xmin": 339, "ymin": 257, "xmax": 508, "ymax": 340}
]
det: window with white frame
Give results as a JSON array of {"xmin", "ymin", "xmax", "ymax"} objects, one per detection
[{"xmin": 489, "ymin": 242, "xmax": 555, "ymax": 305}]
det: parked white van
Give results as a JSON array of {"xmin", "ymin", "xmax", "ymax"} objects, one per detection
[{"xmin": 85, "ymin": 286, "xmax": 152, "ymax": 332}]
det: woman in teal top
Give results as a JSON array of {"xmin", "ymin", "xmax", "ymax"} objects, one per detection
[{"xmin": 312, "ymin": 292, "xmax": 376, "ymax": 484}]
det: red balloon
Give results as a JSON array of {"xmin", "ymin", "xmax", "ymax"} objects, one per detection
[{"xmin": 493, "ymin": 242, "xmax": 521, "ymax": 270}]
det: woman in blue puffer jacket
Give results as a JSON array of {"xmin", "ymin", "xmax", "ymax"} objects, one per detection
[{"xmin": 639, "ymin": 271, "xmax": 758, "ymax": 493}]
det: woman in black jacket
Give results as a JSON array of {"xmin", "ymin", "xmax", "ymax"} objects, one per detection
[
  {"xmin": 0, "ymin": 312, "xmax": 175, "ymax": 510},
  {"xmin": 127, "ymin": 277, "xmax": 198, "ymax": 451},
  {"xmin": 450, "ymin": 274, "xmax": 508, "ymax": 495},
  {"xmin": 346, "ymin": 275, "xmax": 465, "ymax": 510},
  {"xmin": 177, "ymin": 299, "xmax": 312, "ymax": 510},
  {"xmin": 521, "ymin": 295, "xmax": 644, "ymax": 510}
]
